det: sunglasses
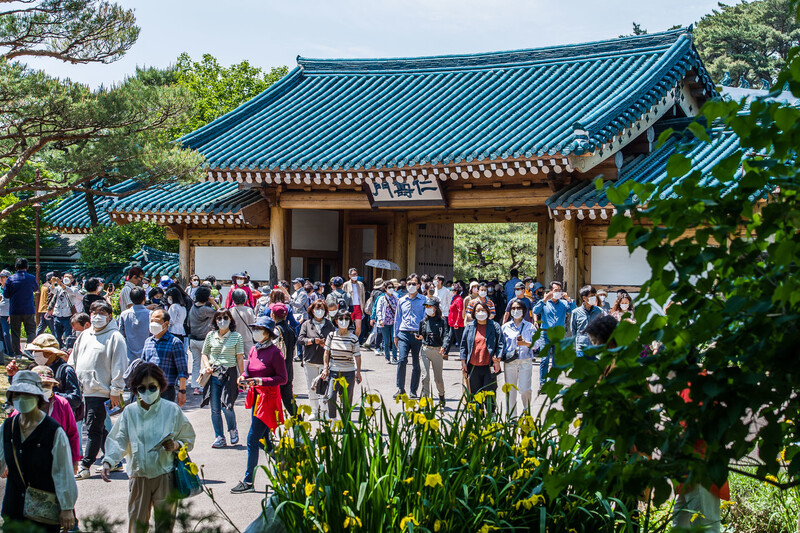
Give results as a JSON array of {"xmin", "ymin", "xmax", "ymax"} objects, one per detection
[
  {"xmin": 407, "ymin": 283, "xmax": 418, "ymax": 287},
  {"xmin": 137, "ymin": 384, "xmax": 159, "ymax": 394}
]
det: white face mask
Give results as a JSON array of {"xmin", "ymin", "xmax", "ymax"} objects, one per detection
[
  {"xmin": 217, "ymin": 319, "xmax": 230, "ymax": 330},
  {"xmin": 167, "ymin": 297, "xmax": 173, "ymax": 305},
  {"xmin": 511, "ymin": 309, "xmax": 523, "ymax": 319},
  {"xmin": 337, "ymin": 319, "xmax": 349, "ymax": 329},
  {"xmin": 13, "ymin": 396, "xmax": 38, "ymax": 414},
  {"xmin": 620, "ymin": 303, "xmax": 630, "ymax": 311},
  {"xmin": 588, "ymin": 296, "xmax": 597, "ymax": 306},
  {"xmin": 552, "ymin": 291, "xmax": 562, "ymax": 300},
  {"xmin": 142, "ymin": 283, "xmax": 150, "ymax": 290},
  {"xmin": 63, "ymin": 278, "xmax": 72, "ymax": 285},
  {"xmin": 329, "ymin": 310, "xmax": 337, "ymax": 318},
  {"xmin": 350, "ymin": 275, "xmax": 358, "ymax": 281},
  {"xmin": 599, "ymin": 295, "xmax": 606, "ymax": 302},
  {"xmin": 253, "ymin": 330, "xmax": 268, "ymax": 343},
  {"xmin": 43, "ymin": 388, "xmax": 53, "ymax": 400},
  {"xmin": 236, "ymin": 279, "xmax": 245, "ymax": 286},
  {"xmin": 191, "ymin": 281, "xmax": 199, "ymax": 287},
  {"xmin": 475, "ymin": 311, "xmax": 489, "ymax": 321},
  {"xmin": 479, "ymin": 290, "xmax": 487, "ymax": 298},
  {"xmin": 515, "ymin": 289, "xmax": 523, "ymax": 296},
  {"xmin": 387, "ymin": 288, "xmax": 394, "ymax": 296},
  {"xmin": 407, "ymin": 285, "xmax": 418, "ymax": 294},
  {"xmin": 139, "ymin": 388, "xmax": 160, "ymax": 406},
  {"xmin": 313, "ymin": 309, "xmax": 326, "ymax": 319},
  {"xmin": 149, "ymin": 322, "xmax": 164, "ymax": 335},
  {"xmin": 91, "ymin": 314, "xmax": 108, "ymax": 329},
  {"xmin": 425, "ymin": 307, "xmax": 436, "ymax": 316},
  {"xmin": 33, "ymin": 352, "xmax": 49, "ymax": 366}
]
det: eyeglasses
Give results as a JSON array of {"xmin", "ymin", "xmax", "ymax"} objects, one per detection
[
  {"xmin": 137, "ymin": 384, "xmax": 159, "ymax": 394},
  {"xmin": 407, "ymin": 283, "xmax": 418, "ymax": 287}
]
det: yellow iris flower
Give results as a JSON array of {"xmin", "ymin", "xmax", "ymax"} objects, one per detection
[
  {"xmin": 400, "ymin": 515, "xmax": 418, "ymax": 530},
  {"xmin": 424, "ymin": 472, "xmax": 443, "ymax": 488}
]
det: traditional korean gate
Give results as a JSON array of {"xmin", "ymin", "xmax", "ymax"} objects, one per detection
[{"xmin": 415, "ymin": 223, "xmax": 454, "ymax": 280}]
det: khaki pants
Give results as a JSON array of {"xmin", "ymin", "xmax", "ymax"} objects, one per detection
[
  {"xmin": 188, "ymin": 339, "xmax": 205, "ymax": 389},
  {"xmin": 503, "ymin": 358, "xmax": 533, "ymax": 416},
  {"xmin": 303, "ymin": 362, "xmax": 324, "ymax": 417},
  {"xmin": 420, "ymin": 345, "xmax": 445, "ymax": 398},
  {"xmin": 129, "ymin": 473, "xmax": 177, "ymax": 533}
]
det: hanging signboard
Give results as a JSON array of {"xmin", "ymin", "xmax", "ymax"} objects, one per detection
[{"xmin": 365, "ymin": 177, "xmax": 446, "ymax": 208}]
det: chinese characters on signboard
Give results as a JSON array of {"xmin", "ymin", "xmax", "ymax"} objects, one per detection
[{"xmin": 366, "ymin": 177, "xmax": 445, "ymax": 207}]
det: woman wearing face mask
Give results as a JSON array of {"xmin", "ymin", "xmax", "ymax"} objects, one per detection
[
  {"xmin": 610, "ymin": 294, "xmax": 635, "ymax": 322},
  {"xmin": 229, "ymin": 289, "xmax": 257, "ymax": 359},
  {"xmin": 375, "ymin": 280, "xmax": 398, "ymax": 364},
  {"xmin": 225, "ymin": 272, "xmax": 255, "ymax": 309},
  {"xmin": 200, "ymin": 310, "xmax": 245, "ymax": 449},
  {"xmin": 0, "ymin": 370, "xmax": 78, "ymax": 532},
  {"xmin": 101, "ymin": 363, "xmax": 196, "ymax": 533},
  {"xmin": 465, "ymin": 282, "xmax": 496, "ymax": 323},
  {"xmin": 148, "ymin": 287, "xmax": 165, "ymax": 308},
  {"xmin": 164, "ymin": 287, "xmax": 187, "ymax": 341},
  {"xmin": 298, "ymin": 300, "xmax": 335, "ymax": 420},
  {"xmin": 445, "ymin": 281, "xmax": 465, "ymax": 354},
  {"xmin": 186, "ymin": 275, "xmax": 201, "ymax": 300},
  {"xmin": 462, "ymin": 281, "xmax": 480, "ymax": 323},
  {"xmin": 321, "ymin": 311, "xmax": 362, "ymax": 420},
  {"xmin": 459, "ymin": 301, "xmax": 504, "ymax": 411},
  {"xmin": 501, "ymin": 301, "xmax": 536, "ymax": 415},
  {"xmin": 418, "ymin": 298, "xmax": 447, "ymax": 403},
  {"xmin": 230, "ymin": 317, "xmax": 287, "ymax": 494}
]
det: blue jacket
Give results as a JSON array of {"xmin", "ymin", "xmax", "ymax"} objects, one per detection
[
  {"xmin": 460, "ymin": 320, "xmax": 504, "ymax": 365},
  {"xmin": 2, "ymin": 271, "xmax": 39, "ymax": 315}
]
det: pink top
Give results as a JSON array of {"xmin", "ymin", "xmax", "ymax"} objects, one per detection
[
  {"xmin": 11, "ymin": 394, "xmax": 81, "ymax": 463},
  {"xmin": 225, "ymin": 285, "xmax": 256, "ymax": 308}
]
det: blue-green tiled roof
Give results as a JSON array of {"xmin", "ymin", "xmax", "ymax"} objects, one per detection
[
  {"xmin": 545, "ymin": 125, "xmax": 741, "ymax": 210},
  {"xmin": 180, "ymin": 28, "xmax": 716, "ymax": 172},
  {"xmin": 111, "ymin": 181, "xmax": 261, "ymax": 215},
  {"xmin": 46, "ymin": 180, "xmax": 142, "ymax": 231}
]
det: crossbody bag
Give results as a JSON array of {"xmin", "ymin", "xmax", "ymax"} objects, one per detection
[{"xmin": 11, "ymin": 418, "xmax": 61, "ymax": 525}]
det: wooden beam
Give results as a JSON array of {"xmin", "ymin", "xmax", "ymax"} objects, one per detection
[
  {"xmin": 407, "ymin": 221, "xmax": 417, "ymax": 275},
  {"xmin": 407, "ymin": 207, "xmax": 547, "ymax": 225},
  {"xmin": 270, "ymin": 205, "xmax": 286, "ymax": 283},
  {"xmin": 187, "ymin": 228, "xmax": 269, "ymax": 241},
  {"xmin": 240, "ymin": 198, "xmax": 270, "ymax": 226},
  {"xmin": 553, "ymin": 217, "xmax": 577, "ymax": 294},
  {"xmin": 280, "ymin": 191, "xmax": 370, "ymax": 210},
  {"xmin": 178, "ymin": 226, "xmax": 190, "ymax": 284},
  {"xmin": 446, "ymin": 187, "xmax": 553, "ymax": 208}
]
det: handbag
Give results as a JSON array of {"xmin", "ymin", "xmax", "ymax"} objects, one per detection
[
  {"xmin": 311, "ymin": 372, "xmax": 329, "ymax": 396},
  {"xmin": 11, "ymin": 419, "xmax": 61, "ymax": 525},
  {"xmin": 173, "ymin": 454, "xmax": 202, "ymax": 499}
]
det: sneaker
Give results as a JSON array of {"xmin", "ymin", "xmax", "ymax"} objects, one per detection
[
  {"xmin": 109, "ymin": 461, "xmax": 124, "ymax": 472},
  {"xmin": 211, "ymin": 436, "xmax": 227, "ymax": 448},
  {"xmin": 391, "ymin": 359, "xmax": 399, "ymax": 365},
  {"xmin": 230, "ymin": 481, "xmax": 255, "ymax": 494},
  {"xmin": 393, "ymin": 389, "xmax": 405, "ymax": 399},
  {"xmin": 409, "ymin": 391, "xmax": 419, "ymax": 399},
  {"xmin": 74, "ymin": 466, "xmax": 91, "ymax": 480},
  {"xmin": 439, "ymin": 395, "xmax": 446, "ymax": 404},
  {"xmin": 307, "ymin": 412, "xmax": 319, "ymax": 421},
  {"xmin": 386, "ymin": 358, "xmax": 392, "ymax": 365},
  {"xmin": 230, "ymin": 429, "xmax": 240, "ymax": 445},
  {"xmin": 192, "ymin": 388, "xmax": 202, "ymax": 395}
]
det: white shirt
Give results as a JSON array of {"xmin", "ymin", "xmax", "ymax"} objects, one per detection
[
  {"xmin": 435, "ymin": 286, "xmax": 452, "ymax": 317},
  {"xmin": 103, "ymin": 398, "xmax": 196, "ymax": 479},
  {"xmin": 350, "ymin": 282, "xmax": 361, "ymax": 306},
  {"xmin": 0, "ymin": 417, "xmax": 78, "ymax": 511},
  {"xmin": 168, "ymin": 303, "xmax": 186, "ymax": 336}
]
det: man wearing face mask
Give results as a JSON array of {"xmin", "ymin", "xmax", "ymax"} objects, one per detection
[
  {"xmin": 69, "ymin": 300, "xmax": 128, "ymax": 480},
  {"xmin": 502, "ymin": 282, "xmax": 533, "ymax": 324},
  {"xmin": 119, "ymin": 266, "xmax": 144, "ymax": 312},
  {"xmin": 343, "ymin": 268, "xmax": 366, "ymax": 339},
  {"xmin": 570, "ymin": 285, "xmax": 605, "ymax": 359},
  {"xmin": 393, "ymin": 274, "xmax": 426, "ymax": 398},
  {"xmin": 141, "ymin": 309, "xmax": 188, "ymax": 406},
  {"xmin": 118, "ymin": 288, "xmax": 151, "ymax": 364},
  {"xmin": 531, "ymin": 281, "xmax": 576, "ymax": 388}
]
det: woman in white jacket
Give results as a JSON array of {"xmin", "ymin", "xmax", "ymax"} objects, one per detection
[{"xmin": 101, "ymin": 363, "xmax": 196, "ymax": 533}]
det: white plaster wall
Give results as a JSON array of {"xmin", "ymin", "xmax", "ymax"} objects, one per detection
[
  {"xmin": 194, "ymin": 246, "xmax": 271, "ymax": 280},
  {"xmin": 591, "ymin": 246, "xmax": 651, "ymax": 286},
  {"xmin": 291, "ymin": 210, "xmax": 339, "ymax": 251}
]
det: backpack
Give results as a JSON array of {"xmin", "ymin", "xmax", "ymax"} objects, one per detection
[{"xmin": 335, "ymin": 292, "xmax": 349, "ymax": 313}]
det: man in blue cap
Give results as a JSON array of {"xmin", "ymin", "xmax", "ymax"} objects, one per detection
[{"xmin": 325, "ymin": 277, "xmax": 352, "ymax": 314}]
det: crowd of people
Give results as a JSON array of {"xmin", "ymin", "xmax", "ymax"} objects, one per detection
[{"xmin": 0, "ymin": 258, "xmax": 641, "ymax": 531}]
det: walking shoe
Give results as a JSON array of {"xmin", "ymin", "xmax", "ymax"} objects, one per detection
[
  {"xmin": 393, "ymin": 389, "xmax": 405, "ymax": 399},
  {"xmin": 230, "ymin": 481, "xmax": 255, "ymax": 494},
  {"xmin": 391, "ymin": 358, "xmax": 399, "ymax": 365},
  {"xmin": 385, "ymin": 358, "xmax": 392, "ymax": 365},
  {"xmin": 192, "ymin": 388, "xmax": 202, "ymax": 395},
  {"xmin": 211, "ymin": 436, "xmax": 227, "ymax": 448},
  {"xmin": 74, "ymin": 466, "xmax": 91, "ymax": 480},
  {"xmin": 439, "ymin": 395, "xmax": 446, "ymax": 404},
  {"xmin": 409, "ymin": 391, "xmax": 419, "ymax": 399},
  {"xmin": 230, "ymin": 429, "xmax": 240, "ymax": 445},
  {"xmin": 109, "ymin": 461, "xmax": 124, "ymax": 472}
]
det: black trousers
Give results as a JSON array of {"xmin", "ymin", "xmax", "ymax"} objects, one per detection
[
  {"xmin": 81, "ymin": 397, "xmax": 108, "ymax": 468},
  {"xmin": 9, "ymin": 313, "xmax": 35, "ymax": 356},
  {"xmin": 467, "ymin": 364, "xmax": 498, "ymax": 410},
  {"xmin": 280, "ymin": 359, "xmax": 296, "ymax": 417}
]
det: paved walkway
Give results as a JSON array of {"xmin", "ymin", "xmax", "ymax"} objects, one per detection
[{"xmin": 2, "ymin": 347, "xmax": 550, "ymax": 531}]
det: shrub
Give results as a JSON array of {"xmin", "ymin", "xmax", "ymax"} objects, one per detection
[{"xmin": 260, "ymin": 385, "xmax": 639, "ymax": 532}]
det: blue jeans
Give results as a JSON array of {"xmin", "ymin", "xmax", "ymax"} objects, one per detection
[
  {"xmin": 539, "ymin": 329, "xmax": 554, "ymax": 386},
  {"xmin": 243, "ymin": 408, "xmax": 272, "ymax": 484},
  {"xmin": 53, "ymin": 316, "xmax": 73, "ymax": 349},
  {"xmin": 381, "ymin": 325, "xmax": 397, "ymax": 361},
  {"xmin": 396, "ymin": 331, "xmax": 421, "ymax": 394},
  {"xmin": 210, "ymin": 375, "xmax": 237, "ymax": 438},
  {"xmin": 0, "ymin": 316, "xmax": 11, "ymax": 356}
]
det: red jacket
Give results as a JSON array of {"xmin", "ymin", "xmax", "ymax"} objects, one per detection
[
  {"xmin": 448, "ymin": 295, "xmax": 464, "ymax": 328},
  {"xmin": 244, "ymin": 386, "xmax": 284, "ymax": 430}
]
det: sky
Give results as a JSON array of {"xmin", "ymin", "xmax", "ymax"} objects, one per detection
[{"xmin": 25, "ymin": 0, "xmax": 728, "ymax": 88}]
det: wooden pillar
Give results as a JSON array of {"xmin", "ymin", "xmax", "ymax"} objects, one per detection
[
  {"xmin": 553, "ymin": 216, "xmax": 576, "ymax": 295},
  {"xmin": 407, "ymin": 221, "xmax": 417, "ymax": 275},
  {"xmin": 539, "ymin": 218, "xmax": 555, "ymax": 285},
  {"xmin": 270, "ymin": 205, "xmax": 286, "ymax": 283},
  {"xmin": 577, "ymin": 225, "xmax": 588, "ymax": 291},
  {"xmin": 178, "ymin": 226, "xmax": 190, "ymax": 284},
  {"xmin": 392, "ymin": 211, "xmax": 408, "ymax": 277}
]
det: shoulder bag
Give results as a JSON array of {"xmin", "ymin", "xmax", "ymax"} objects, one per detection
[
  {"xmin": 11, "ymin": 418, "xmax": 61, "ymax": 525},
  {"xmin": 173, "ymin": 453, "xmax": 202, "ymax": 499}
]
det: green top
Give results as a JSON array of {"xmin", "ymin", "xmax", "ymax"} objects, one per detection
[{"xmin": 202, "ymin": 330, "xmax": 244, "ymax": 367}]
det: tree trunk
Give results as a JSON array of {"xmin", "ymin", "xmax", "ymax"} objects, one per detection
[{"xmin": 85, "ymin": 190, "xmax": 99, "ymax": 227}]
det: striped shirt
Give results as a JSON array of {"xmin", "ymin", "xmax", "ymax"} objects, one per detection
[
  {"xmin": 202, "ymin": 330, "xmax": 244, "ymax": 368},
  {"xmin": 325, "ymin": 331, "xmax": 360, "ymax": 372}
]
